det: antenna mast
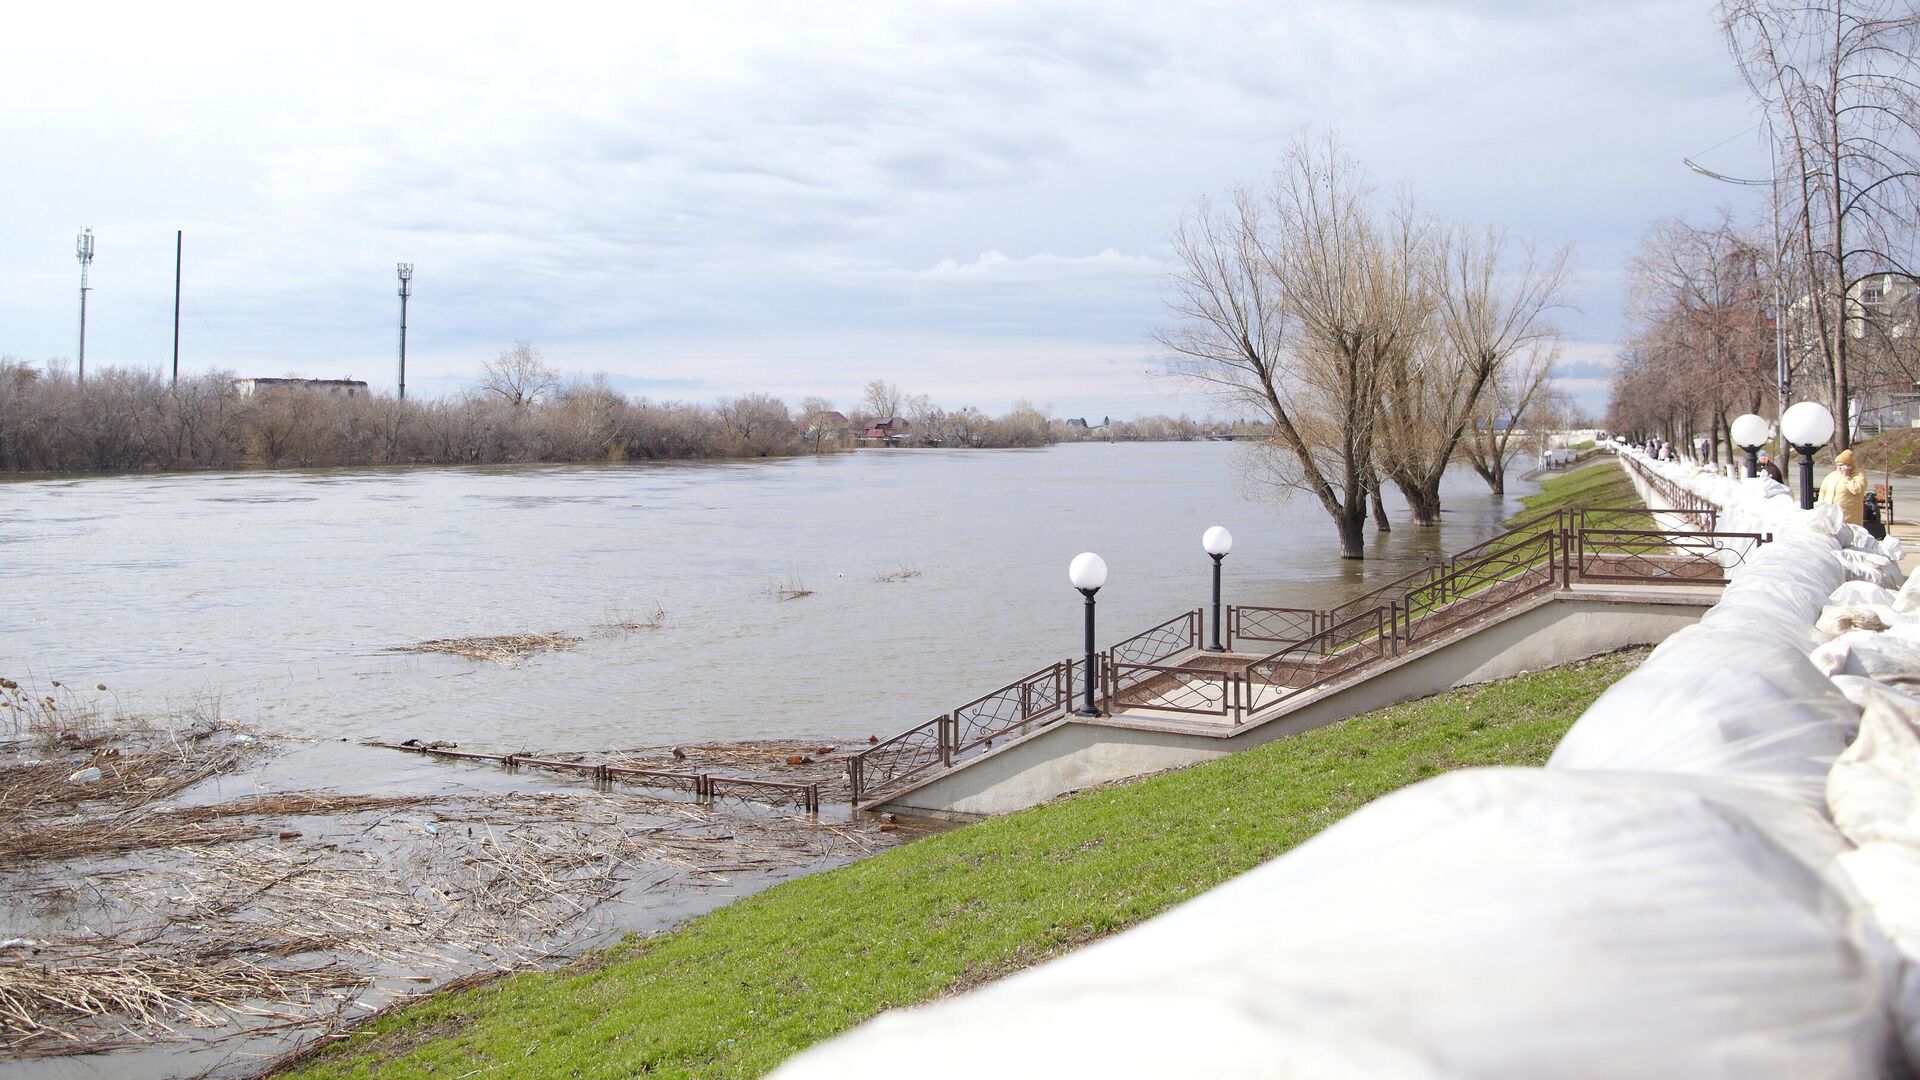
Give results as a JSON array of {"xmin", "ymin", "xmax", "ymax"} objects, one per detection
[
  {"xmin": 171, "ymin": 230, "xmax": 182, "ymax": 387},
  {"xmin": 75, "ymin": 229, "xmax": 95, "ymax": 382},
  {"xmin": 396, "ymin": 262, "xmax": 413, "ymax": 400}
]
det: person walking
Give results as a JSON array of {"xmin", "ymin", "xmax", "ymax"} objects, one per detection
[
  {"xmin": 1818, "ymin": 449, "xmax": 1868, "ymax": 526},
  {"xmin": 1756, "ymin": 450, "xmax": 1784, "ymax": 484}
]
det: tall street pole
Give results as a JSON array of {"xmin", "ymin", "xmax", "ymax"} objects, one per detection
[
  {"xmin": 396, "ymin": 263, "xmax": 413, "ymax": 400},
  {"xmin": 1768, "ymin": 122, "xmax": 1790, "ymax": 464},
  {"xmin": 75, "ymin": 229, "xmax": 94, "ymax": 383},
  {"xmin": 171, "ymin": 230, "xmax": 182, "ymax": 388}
]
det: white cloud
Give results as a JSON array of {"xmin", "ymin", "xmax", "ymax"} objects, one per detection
[{"xmin": 1, "ymin": 0, "xmax": 1765, "ymax": 420}]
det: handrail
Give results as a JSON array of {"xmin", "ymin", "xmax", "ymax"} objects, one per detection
[{"xmin": 852, "ymin": 455, "xmax": 1752, "ymax": 806}]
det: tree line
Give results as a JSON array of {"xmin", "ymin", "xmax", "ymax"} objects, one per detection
[
  {"xmin": 1159, "ymin": 130, "xmax": 1572, "ymax": 560},
  {"xmin": 1612, "ymin": 0, "xmax": 1920, "ymax": 454},
  {"xmin": 0, "ymin": 348, "xmax": 1226, "ymax": 475}
]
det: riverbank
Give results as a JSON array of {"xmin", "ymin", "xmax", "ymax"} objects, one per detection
[
  {"xmin": 1505, "ymin": 456, "xmax": 1641, "ymax": 526},
  {"xmin": 0, "ymin": 699, "xmax": 916, "ymax": 1077},
  {"xmin": 274, "ymin": 649, "xmax": 1646, "ymax": 1079}
]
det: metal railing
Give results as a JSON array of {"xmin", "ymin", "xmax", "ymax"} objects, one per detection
[{"xmin": 849, "ymin": 486, "xmax": 1768, "ymax": 805}]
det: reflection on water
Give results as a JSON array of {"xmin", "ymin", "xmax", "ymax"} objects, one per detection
[{"xmin": 0, "ymin": 444, "xmax": 1535, "ymax": 748}]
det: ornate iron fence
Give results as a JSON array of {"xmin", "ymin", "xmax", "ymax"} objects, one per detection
[
  {"xmin": 1239, "ymin": 607, "xmax": 1390, "ymax": 721},
  {"xmin": 1226, "ymin": 606, "xmax": 1322, "ymax": 649},
  {"xmin": 851, "ymin": 458, "xmax": 1768, "ymax": 806}
]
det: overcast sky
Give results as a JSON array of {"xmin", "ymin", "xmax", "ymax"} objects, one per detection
[{"xmin": 3, "ymin": 1, "xmax": 1775, "ymax": 419}]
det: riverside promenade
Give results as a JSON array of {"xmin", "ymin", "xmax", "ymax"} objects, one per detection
[{"xmin": 780, "ymin": 451, "xmax": 1920, "ymax": 1078}]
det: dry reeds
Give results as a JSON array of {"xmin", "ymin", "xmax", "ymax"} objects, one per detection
[
  {"xmin": 1, "ymin": 780, "xmax": 892, "ymax": 1058},
  {"xmin": 766, "ymin": 574, "xmax": 815, "ymax": 601},
  {"xmin": 873, "ymin": 566, "xmax": 924, "ymax": 583},
  {"xmin": 397, "ymin": 632, "xmax": 583, "ymax": 666},
  {"xmin": 598, "ymin": 601, "xmax": 667, "ymax": 634}
]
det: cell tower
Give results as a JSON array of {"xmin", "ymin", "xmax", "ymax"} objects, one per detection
[
  {"xmin": 75, "ymin": 228, "xmax": 95, "ymax": 382},
  {"xmin": 396, "ymin": 262, "xmax": 413, "ymax": 401}
]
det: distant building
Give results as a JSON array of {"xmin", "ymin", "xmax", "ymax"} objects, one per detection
[
  {"xmin": 863, "ymin": 416, "xmax": 909, "ymax": 443},
  {"xmin": 797, "ymin": 410, "xmax": 852, "ymax": 438},
  {"xmin": 232, "ymin": 377, "xmax": 370, "ymax": 398}
]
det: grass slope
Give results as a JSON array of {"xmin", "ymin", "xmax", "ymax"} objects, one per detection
[
  {"xmin": 285, "ymin": 650, "xmax": 1644, "ymax": 1080},
  {"xmin": 1507, "ymin": 459, "xmax": 1644, "ymax": 529}
]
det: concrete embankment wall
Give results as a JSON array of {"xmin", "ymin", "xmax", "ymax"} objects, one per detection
[
  {"xmin": 778, "ymin": 452, "xmax": 1920, "ymax": 1078},
  {"xmin": 885, "ymin": 591, "xmax": 1709, "ymax": 818}
]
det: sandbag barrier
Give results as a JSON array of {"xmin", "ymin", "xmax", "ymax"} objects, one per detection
[{"xmin": 368, "ymin": 741, "xmax": 822, "ymax": 812}]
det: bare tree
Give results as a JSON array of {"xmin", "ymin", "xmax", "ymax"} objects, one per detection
[
  {"xmin": 1383, "ymin": 226, "xmax": 1567, "ymax": 519},
  {"xmin": 1462, "ymin": 343, "xmax": 1558, "ymax": 494},
  {"xmin": 481, "ymin": 341, "xmax": 560, "ymax": 408},
  {"xmin": 1720, "ymin": 0, "xmax": 1920, "ymax": 447},
  {"xmin": 1160, "ymin": 133, "xmax": 1399, "ymax": 559},
  {"xmin": 714, "ymin": 394, "xmax": 798, "ymax": 457},
  {"xmin": 861, "ymin": 379, "xmax": 905, "ymax": 422}
]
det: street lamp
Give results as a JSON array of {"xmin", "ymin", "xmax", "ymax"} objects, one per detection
[
  {"xmin": 1781, "ymin": 400, "xmax": 1835, "ymax": 510},
  {"xmin": 1202, "ymin": 526, "xmax": 1232, "ymax": 652},
  {"xmin": 1068, "ymin": 552, "xmax": 1107, "ymax": 717},
  {"xmin": 1731, "ymin": 413, "xmax": 1771, "ymax": 478},
  {"xmin": 1684, "ymin": 127, "xmax": 1801, "ymax": 462}
]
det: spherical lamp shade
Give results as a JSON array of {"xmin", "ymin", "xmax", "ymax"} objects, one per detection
[
  {"xmin": 1202, "ymin": 526, "xmax": 1233, "ymax": 557},
  {"xmin": 1068, "ymin": 552, "xmax": 1108, "ymax": 592},
  {"xmin": 1730, "ymin": 413, "xmax": 1771, "ymax": 451},
  {"xmin": 1781, "ymin": 401, "xmax": 1835, "ymax": 449}
]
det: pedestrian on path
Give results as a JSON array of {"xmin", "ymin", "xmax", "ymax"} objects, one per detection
[
  {"xmin": 1819, "ymin": 449, "xmax": 1868, "ymax": 525},
  {"xmin": 1756, "ymin": 450, "xmax": 1784, "ymax": 484}
]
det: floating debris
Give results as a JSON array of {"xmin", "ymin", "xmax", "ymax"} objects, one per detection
[{"xmin": 396, "ymin": 632, "xmax": 583, "ymax": 666}]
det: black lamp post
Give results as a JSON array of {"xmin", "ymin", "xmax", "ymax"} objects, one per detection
[
  {"xmin": 1202, "ymin": 526, "xmax": 1232, "ymax": 651},
  {"xmin": 1068, "ymin": 552, "xmax": 1107, "ymax": 717},
  {"xmin": 1781, "ymin": 401, "xmax": 1835, "ymax": 511}
]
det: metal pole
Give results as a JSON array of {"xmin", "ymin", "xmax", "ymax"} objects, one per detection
[
  {"xmin": 1745, "ymin": 448, "xmax": 1759, "ymax": 478},
  {"xmin": 1769, "ymin": 124, "xmax": 1790, "ymax": 464},
  {"xmin": 170, "ymin": 230, "xmax": 182, "ymax": 387},
  {"xmin": 1207, "ymin": 553, "xmax": 1225, "ymax": 651},
  {"xmin": 397, "ymin": 263, "xmax": 413, "ymax": 400},
  {"xmin": 1077, "ymin": 589, "xmax": 1100, "ymax": 716},
  {"xmin": 76, "ymin": 229, "xmax": 93, "ymax": 383},
  {"xmin": 1798, "ymin": 445, "xmax": 1816, "ymax": 509}
]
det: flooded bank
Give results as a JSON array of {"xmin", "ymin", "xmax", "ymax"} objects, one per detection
[{"xmin": 0, "ymin": 720, "xmax": 925, "ymax": 1079}]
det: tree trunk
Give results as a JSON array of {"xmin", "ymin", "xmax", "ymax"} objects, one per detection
[
  {"xmin": 1369, "ymin": 477, "xmax": 1391, "ymax": 531},
  {"xmin": 1392, "ymin": 476, "xmax": 1442, "ymax": 527},
  {"xmin": 1337, "ymin": 510, "xmax": 1366, "ymax": 560}
]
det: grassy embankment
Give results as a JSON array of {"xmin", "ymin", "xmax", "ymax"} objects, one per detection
[
  {"xmin": 283, "ymin": 650, "xmax": 1645, "ymax": 1080},
  {"xmin": 1507, "ymin": 458, "xmax": 1644, "ymax": 530}
]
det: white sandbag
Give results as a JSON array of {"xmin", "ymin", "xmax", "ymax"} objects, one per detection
[
  {"xmin": 1828, "ymin": 677, "xmax": 1920, "ymax": 850},
  {"xmin": 1835, "ymin": 581, "xmax": 1901, "ymax": 608},
  {"xmin": 1811, "ymin": 630, "xmax": 1920, "ymax": 687},
  {"xmin": 1895, "ymin": 572, "xmax": 1920, "ymax": 615},
  {"xmin": 1818, "ymin": 605, "xmax": 1897, "ymax": 638},
  {"xmin": 1838, "ymin": 549, "xmax": 1904, "ymax": 590},
  {"xmin": 1551, "ymin": 621, "xmax": 1859, "ymax": 789},
  {"xmin": 1843, "ymin": 524, "xmax": 1881, "ymax": 552},
  {"xmin": 1882, "ymin": 536, "xmax": 1908, "ymax": 566},
  {"xmin": 1835, "ymin": 842, "xmax": 1920, "ymax": 1068},
  {"xmin": 775, "ymin": 769, "xmax": 1894, "ymax": 1080}
]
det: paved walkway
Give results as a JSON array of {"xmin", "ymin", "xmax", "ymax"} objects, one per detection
[{"xmin": 1880, "ymin": 476, "xmax": 1920, "ymax": 576}]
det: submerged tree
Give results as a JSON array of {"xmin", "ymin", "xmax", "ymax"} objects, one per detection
[
  {"xmin": 1161, "ymin": 133, "xmax": 1404, "ymax": 559},
  {"xmin": 1162, "ymin": 133, "xmax": 1568, "ymax": 554}
]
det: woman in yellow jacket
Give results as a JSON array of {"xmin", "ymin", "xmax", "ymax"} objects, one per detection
[{"xmin": 1819, "ymin": 449, "xmax": 1868, "ymax": 525}]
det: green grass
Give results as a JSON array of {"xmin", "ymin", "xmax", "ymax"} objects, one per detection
[
  {"xmin": 282, "ymin": 650, "xmax": 1645, "ymax": 1080},
  {"xmin": 1508, "ymin": 459, "xmax": 1644, "ymax": 530}
]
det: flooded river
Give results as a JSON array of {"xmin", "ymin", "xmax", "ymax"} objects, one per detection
[{"xmin": 1, "ymin": 443, "xmax": 1535, "ymax": 750}]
